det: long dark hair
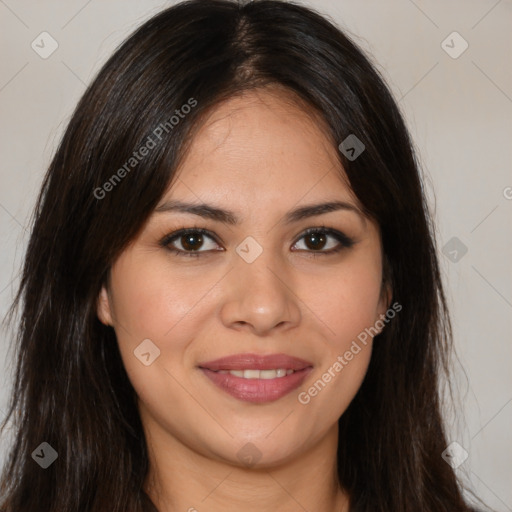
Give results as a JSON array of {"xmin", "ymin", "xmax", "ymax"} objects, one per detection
[{"xmin": 0, "ymin": 1, "xmax": 479, "ymax": 510}]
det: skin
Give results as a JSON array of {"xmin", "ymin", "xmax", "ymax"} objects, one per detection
[{"xmin": 97, "ymin": 87, "xmax": 391, "ymax": 512}]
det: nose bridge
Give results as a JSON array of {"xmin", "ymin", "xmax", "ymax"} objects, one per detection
[
  {"xmin": 219, "ymin": 239, "xmax": 301, "ymax": 334},
  {"xmin": 238, "ymin": 244, "xmax": 286, "ymax": 297}
]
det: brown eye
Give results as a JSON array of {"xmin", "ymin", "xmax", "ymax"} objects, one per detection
[
  {"xmin": 303, "ymin": 231, "xmax": 327, "ymax": 250},
  {"xmin": 161, "ymin": 228, "xmax": 222, "ymax": 257},
  {"xmin": 292, "ymin": 227, "xmax": 355, "ymax": 254},
  {"xmin": 181, "ymin": 232, "xmax": 204, "ymax": 251}
]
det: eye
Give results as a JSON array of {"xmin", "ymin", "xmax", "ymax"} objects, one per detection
[
  {"xmin": 160, "ymin": 228, "xmax": 223, "ymax": 257},
  {"xmin": 292, "ymin": 227, "xmax": 355, "ymax": 255},
  {"xmin": 160, "ymin": 226, "xmax": 354, "ymax": 258}
]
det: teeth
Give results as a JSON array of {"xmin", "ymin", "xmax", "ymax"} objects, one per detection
[{"xmin": 216, "ymin": 368, "xmax": 295, "ymax": 379}]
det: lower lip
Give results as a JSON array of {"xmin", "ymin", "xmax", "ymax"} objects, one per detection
[{"xmin": 200, "ymin": 368, "xmax": 313, "ymax": 404}]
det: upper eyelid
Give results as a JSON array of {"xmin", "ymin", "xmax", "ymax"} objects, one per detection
[{"xmin": 163, "ymin": 228, "xmax": 221, "ymax": 246}]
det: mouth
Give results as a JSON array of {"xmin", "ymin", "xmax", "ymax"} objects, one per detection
[{"xmin": 198, "ymin": 353, "xmax": 313, "ymax": 404}]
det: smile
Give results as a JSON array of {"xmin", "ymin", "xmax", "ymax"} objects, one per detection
[{"xmin": 198, "ymin": 353, "xmax": 313, "ymax": 403}]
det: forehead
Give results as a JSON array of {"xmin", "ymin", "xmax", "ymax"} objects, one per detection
[{"xmin": 169, "ymin": 88, "xmax": 359, "ymax": 210}]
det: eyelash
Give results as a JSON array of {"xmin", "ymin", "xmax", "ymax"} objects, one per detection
[{"xmin": 159, "ymin": 226, "xmax": 355, "ymax": 258}]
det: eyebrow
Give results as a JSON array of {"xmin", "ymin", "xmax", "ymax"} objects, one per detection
[{"xmin": 154, "ymin": 199, "xmax": 366, "ymax": 226}]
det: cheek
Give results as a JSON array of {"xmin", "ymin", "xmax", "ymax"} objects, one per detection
[
  {"xmin": 312, "ymin": 251, "xmax": 384, "ymax": 349},
  {"xmin": 107, "ymin": 255, "xmax": 207, "ymax": 425},
  {"xmin": 108, "ymin": 250, "xmax": 214, "ymax": 339},
  {"xmin": 298, "ymin": 252, "xmax": 382, "ymax": 410},
  {"xmin": 299, "ymin": 279, "xmax": 377, "ymax": 420},
  {"xmin": 106, "ymin": 255, "xmax": 187, "ymax": 386}
]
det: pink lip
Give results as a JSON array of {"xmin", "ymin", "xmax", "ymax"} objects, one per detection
[
  {"xmin": 198, "ymin": 353, "xmax": 313, "ymax": 371},
  {"xmin": 198, "ymin": 353, "xmax": 313, "ymax": 404}
]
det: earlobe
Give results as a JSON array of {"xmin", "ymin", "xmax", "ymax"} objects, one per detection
[{"xmin": 96, "ymin": 285, "xmax": 113, "ymax": 326}]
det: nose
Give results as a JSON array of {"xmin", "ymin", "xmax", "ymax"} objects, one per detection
[{"xmin": 219, "ymin": 249, "xmax": 302, "ymax": 337}]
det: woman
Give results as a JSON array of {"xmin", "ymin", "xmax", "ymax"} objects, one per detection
[{"xmin": 0, "ymin": 1, "xmax": 487, "ymax": 511}]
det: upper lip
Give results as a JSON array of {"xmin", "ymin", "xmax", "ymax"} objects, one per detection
[{"xmin": 198, "ymin": 353, "xmax": 313, "ymax": 371}]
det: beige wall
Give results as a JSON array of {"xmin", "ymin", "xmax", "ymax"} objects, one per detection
[{"xmin": 0, "ymin": 1, "xmax": 510, "ymax": 510}]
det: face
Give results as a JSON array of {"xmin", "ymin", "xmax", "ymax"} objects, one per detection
[{"xmin": 97, "ymin": 88, "xmax": 391, "ymax": 468}]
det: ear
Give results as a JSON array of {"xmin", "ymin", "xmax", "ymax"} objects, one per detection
[
  {"xmin": 373, "ymin": 281, "xmax": 393, "ymax": 336},
  {"xmin": 378, "ymin": 281, "xmax": 393, "ymax": 316},
  {"xmin": 96, "ymin": 285, "xmax": 113, "ymax": 326},
  {"xmin": 377, "ymin": 255, "xmax": 393, "ymax": 318}
]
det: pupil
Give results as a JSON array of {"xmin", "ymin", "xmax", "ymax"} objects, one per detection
[
  {"xmin": 182, "ymin": 233, "xmax": 203, "ymax": 251},
  {"xmin": 305, "ymin": 232, "xmax": 326, "ymax": 250}
]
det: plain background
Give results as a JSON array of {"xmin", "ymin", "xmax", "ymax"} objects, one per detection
[{"xmin": 0, "ymin": 0, "xmax": 510, "ymax": 510}]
